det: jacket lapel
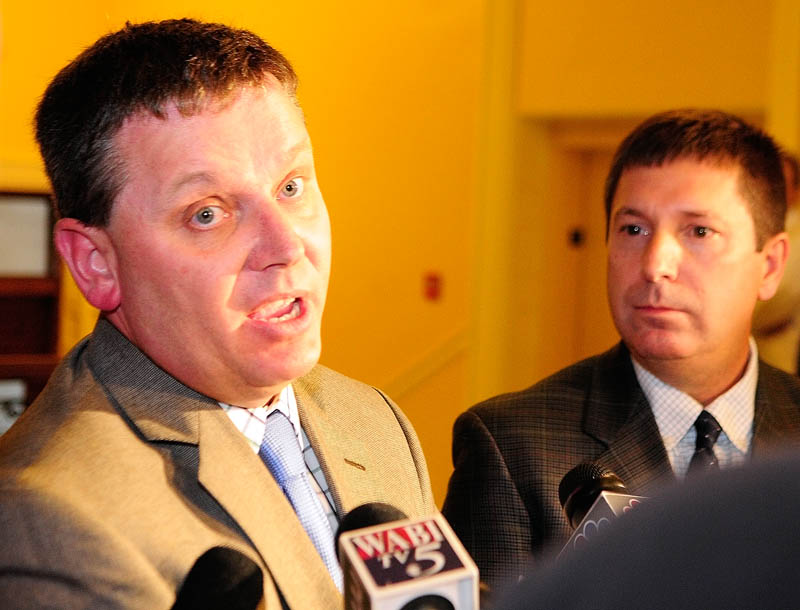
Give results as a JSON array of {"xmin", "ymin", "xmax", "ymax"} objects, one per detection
[
  {"xmin": 573, "ymin": 344, "xmax": 800, "ymax": 494},
  {"xmin": 293, "ymin": 375, "xmax": 377, "ymax": 516},
  {"xmin": 583, "ymin": 343, "xmax": 675, "ymax": 494},
  {"xmin": 196, "ymin": 408, "xmax": 340, "ymax": 608},
  {"xmin": 292, "ymin": 366, "xmax": 432, "ymax": 520},
  {"xmin": 752, "ymin": 361, "xmax": 800, "ymax": 456},
  {"xmin": 87, "ymin": 319, "xmax": 341, "ymax": 608}
]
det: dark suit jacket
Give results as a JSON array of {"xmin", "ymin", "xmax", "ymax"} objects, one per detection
[
  {"xmin": 441, "ymin": 342, "xmax": 800, "ymax": 590},
  {"xmin": 0, "ymin": 319, "xmax": 434, "ymax": 608}
]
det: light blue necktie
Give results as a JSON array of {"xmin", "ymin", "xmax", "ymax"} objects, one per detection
[{"xmin": 259, "ymin": 411, "xmax": 343, "ymax": 591}]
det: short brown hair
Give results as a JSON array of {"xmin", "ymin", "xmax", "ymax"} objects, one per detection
[
  {"xmin": 35, "ymin": 18, "xmax": 297, "ymax": 226},
  {"xmin": 604, "ymin": 109, "xmax": 786, "ymax": 249}
]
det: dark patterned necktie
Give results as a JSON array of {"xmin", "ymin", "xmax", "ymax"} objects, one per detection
[{"xmin": 687, "ymin": 410, "xmax": 722, "ymax": 476}]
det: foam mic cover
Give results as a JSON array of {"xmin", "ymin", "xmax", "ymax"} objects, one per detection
[
  {"xmin": 559, "ymin": 462, "xmax": 628, "ymax": 529},
  {"xmin": 557, "ymin": 463, "xmax": 645, "ymax": 560},
  {"xmin": 336, "ymin": 502, "xmax": 409, "ymax": 559},
  {"xmin": 171, "ymin": 546, "xmax": 263, "ymax": 610}
]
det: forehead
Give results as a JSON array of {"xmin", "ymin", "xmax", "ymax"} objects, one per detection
[
  {"xmin": 115, "ymin": 82, "xmax": 304, "ymax": 148},
  {"xmin": 613, "ymin": 159, "xmax": 747, "ymax": 213},
  {"xmin": 109, "ymin": 85, "xmax": 309, "ymax": 204}
]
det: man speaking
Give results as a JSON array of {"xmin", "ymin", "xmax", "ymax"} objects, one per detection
[
  {"xmin": 0, "ymin": 19, "xmax": 433, "ymax": 608},
  {"xmin": 442, "ymin": 109, "xmax": 800, "ymax": 590}
]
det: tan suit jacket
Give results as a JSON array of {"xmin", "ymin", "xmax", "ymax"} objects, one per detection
[{"xmin": 0, "ymin": 319, "xmax": 434, "ymax": 608}]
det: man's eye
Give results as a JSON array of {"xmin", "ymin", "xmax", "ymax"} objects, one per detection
[
  {"xmin": 280, "ymin": 178, "xmax": 304, "ymax": 199},
  {"xmin": 692, "ymin": 226, "xmax": 713, "ymax": 238},
  {"xmin": 191, "ymin": 205, "xmax": 227, "ymax": 227},
  {"xmin": 621, "ymin": 224, "xmax": 647, "ymax": 236}
]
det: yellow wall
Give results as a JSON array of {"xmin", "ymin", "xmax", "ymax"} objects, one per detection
[{"xmin": 517, "ymin": 0, "xmax": 772, "ymax": 117}]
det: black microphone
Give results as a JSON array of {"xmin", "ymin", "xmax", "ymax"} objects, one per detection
[
  {"xmin": 557, "ymin": 463, "xmax": 645, "ymax": 559},
  {"xmin": 336, "ymin": 503, "xmax": 479, "ymax": 609},
  {"xmin": 171, "ymin": 546, "xmax": 263, "ymax": 610},
  {"xmin": 335, "ymin": 502, "xmax": 409, "ymax": 560}
]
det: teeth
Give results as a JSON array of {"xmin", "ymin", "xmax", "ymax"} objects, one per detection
[
  {"xmin": 270, "ymin": 298, "xmax": 294, "ymax": 312},
  {"xmin": 271, "ymin": 300, "xmax": 300, "ymax": 322},
  {"xmin": 250, "ymin": 298, "xmax": 301, "ymax": 322}
]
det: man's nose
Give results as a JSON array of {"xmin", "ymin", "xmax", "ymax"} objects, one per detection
[
  {"xmin": 641, "ymin": 231, "xmax": 680, "ymax": 282},
  {"xmin": 245, "ymin": 203, "xmax": 305, "ymax": 271}
]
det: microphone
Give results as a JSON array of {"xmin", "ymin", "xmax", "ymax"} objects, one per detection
[
  {"xmin": 557, "ymin": 463, "xmax": 645, "ymax": 559},
  {"xmin": 336, "ymin": 503, "xmax": 479, "ymax": 609},
  {"xmin": 336, "ymin": 502, "xmax": 409, "ymax": 557},
  {"xmin": 171, "ymin": 546, "xmax": 263, "ymax": 610}
]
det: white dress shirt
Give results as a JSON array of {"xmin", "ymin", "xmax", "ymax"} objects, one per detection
[{"xmin": 632, "ymin": 338, "xmax": 758, "ymax": 478}]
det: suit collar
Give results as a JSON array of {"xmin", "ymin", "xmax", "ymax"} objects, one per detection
[
  {"xmin": 577, "ymin": 344, "xmax": 800, "ymax": 494},
  {"xmin": 86, "ymin": 318, "xmax": 342, "ymax": 605},
  {"xmin": 86, "ymin": 318, "xmax": 212, "ymax": 444},
  {"xmin": 197, "ymin": 407, "xmax": 341, "ymax": 607},
  {"xmin": 583, "ymin": 343, "xmax": 675, "ymax": 494},
  {"xmin": 294, "ymin": 365, "xmax": 433, "ymax": 520},
  {"xmin": 752, "ymin": 361, "xmax": 800, "ymax": 455},
  {"xmin": 293, "ymin": 372, "xmax": 376, "ymax": 515},
  {"xmin": 582, "ymin": 343, "xmax": 646, "ymax": 444}
]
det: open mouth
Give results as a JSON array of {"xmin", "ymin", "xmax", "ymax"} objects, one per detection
[{"xmin": 249, "ymin": 297, "xmax": 303, "ymax": 323}]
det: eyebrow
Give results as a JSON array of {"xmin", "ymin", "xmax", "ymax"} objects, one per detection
[
  {"xmin": 613, "ymin": 206, "xmax": 715, "ymax": 221},
  {"xmin": 158, "ymin": 171, "xmax": 222, "ymax": 216},
  {"xmin": 167, "ymin": 171, "xmax": 215, "ymax": 199},
  {"xmin": 164, "ymin": 138, "xmax": 313, "ymax": 201}
]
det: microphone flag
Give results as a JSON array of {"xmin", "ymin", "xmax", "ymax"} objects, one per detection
[{"xmin": 338, "ymin": 512, "xmax": 478, "ymax": 609}]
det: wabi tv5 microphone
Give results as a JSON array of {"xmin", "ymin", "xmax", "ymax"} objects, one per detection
[
  {"xmin": 557, "ymin": 463, "xmax": 645, "ymax": 559},
  {"xmin": 337, "ymin": 503, "xmax": 478, "ymax": 610}
]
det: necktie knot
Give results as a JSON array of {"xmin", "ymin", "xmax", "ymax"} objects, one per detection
[
  {"xmin": 688, "ymin": 410, "xmax": 722, "ymax": 476},
  {"xmin": 259, "ymin": 411, "xmax": 305, "ymax": 486},
  {"xmin": 694, "ymin": 410, "xmax": 722, "ymax": 450}
]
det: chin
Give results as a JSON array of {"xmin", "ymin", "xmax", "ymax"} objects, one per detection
[
  {"xmin": 631, "ymin": 346, "xmax": 695, "ymax": 364},
  {"xmin": 261, "ymin": 346, "xmax": 321, "ymax": 385},
  {"xmin": 626, "ymin": 332, "xmax": 695, "ymax": 363}
]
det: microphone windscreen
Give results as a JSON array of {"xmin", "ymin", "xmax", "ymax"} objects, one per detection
[
  {"xmin": 335, "ymin": 502, "xmax": 408, "ymax": 558},
  {"xmin": 559, "ymin": 463, "xmax": 627, "ymax": 529},
  {"xmin": 171, "ymin": 546, "xmax": 262, "ymax": 610}
]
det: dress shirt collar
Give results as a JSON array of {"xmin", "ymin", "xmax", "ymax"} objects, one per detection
[
  {"xmin": 632, "ymin": 337, "xmax": 758, "ymax": 456},
  {"xmin": 219, "ymin": 384, "xmax": 302, "ymax": 453}
]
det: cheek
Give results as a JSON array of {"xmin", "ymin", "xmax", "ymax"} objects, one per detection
[
  {"xmin": 132, "ymin": 249, "xmax": 182, "ymax": 282},
  {"xmin": 121, "ymin": 248, "xmax": 210, "ymax": 306},
  {"xmin": 305, "ymin": 220, "xmax": 332, "ymax": 270},
  {"xmin": 606, "ymin": 257, "xmax": 631, "ymax": 291}
]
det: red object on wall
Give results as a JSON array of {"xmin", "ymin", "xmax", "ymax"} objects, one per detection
[{"xmin": 423, "ymin": 272, "xmax": 442, "ymax": 301}]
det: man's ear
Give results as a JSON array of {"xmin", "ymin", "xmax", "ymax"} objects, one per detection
[
  {"xmin": 757, "ymin": 231, "xmax": 790, "ymax": 301},
  {"xmin": 54, "ymin": 218, "xmax": 121, "ymax": 311}
]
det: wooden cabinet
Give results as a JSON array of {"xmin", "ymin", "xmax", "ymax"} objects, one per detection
[{"xmin": 0, "ymin": 193, "xmax": 60, "ymax": 406}]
